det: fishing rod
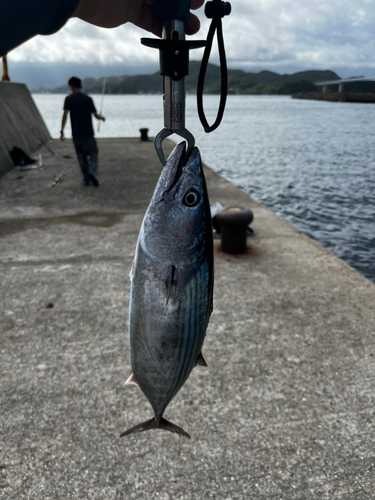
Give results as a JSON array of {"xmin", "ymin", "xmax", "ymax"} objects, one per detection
[
  {"xmin": 141, "ymin": 0, "xmax": 231, "ymax": 165},
  {"xmin": 97, "ymin": 63, "xmax": 109, "ymax": 133},
  {"xmin": 97, "ymin": 75, "xmax": 106, "ymax": 133},
  {"xmin": 0, "ymin": 97, "xmax": 55, "ymax": 157}
]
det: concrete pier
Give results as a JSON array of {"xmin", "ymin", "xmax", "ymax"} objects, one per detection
[
  {"xmin": 292, "ymin": 91, "xmax": 375, "ymax": 103},
  {"xmin": 1, "ymin": 138, "xmax": 375, "ymax": 499}
]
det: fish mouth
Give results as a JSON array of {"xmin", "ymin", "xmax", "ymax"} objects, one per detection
[{"xmin": 163, "ymin": 142, "xmax": 186, "ymax": 197}]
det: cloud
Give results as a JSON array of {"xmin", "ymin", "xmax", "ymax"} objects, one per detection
[
  {"xmin": 8, "ymin": 0, "xmax": 375, "ymax": 76},
  {"xmin": 11, "ymin": 19, "xmax": 159, "ymax": 66},
  {"xmin": 193, "ymin": 0, "xmax": 375, "ymax": 72}
]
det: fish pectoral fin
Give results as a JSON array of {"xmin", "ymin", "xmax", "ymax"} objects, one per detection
[
  {"xmin": 165, "ymin": 265, "xmax": 177, "ymax": 305},
  {"xmin": 124, "ymin": 373, "xmax": 138, "ymax": 386},
  {"xmin": 195, "ymin": 353, "xmax": 208, "ymax": 367},
  {"xmin": 121, "ymin": 417, "xmax": 190, "ymax": 438}
]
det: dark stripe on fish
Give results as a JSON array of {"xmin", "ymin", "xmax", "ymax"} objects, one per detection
[{"xmin": 167, "ymin": 267, "xmax": 207, "ymax": 404}]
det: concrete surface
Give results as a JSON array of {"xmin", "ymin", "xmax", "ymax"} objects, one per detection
[
  {"xmin": 1, "ymin": 138, "xmax": 375, "ymax": 499},
  {"xmin": 0, "ymin": 82, "xmax": 51, "ymax": 177}
]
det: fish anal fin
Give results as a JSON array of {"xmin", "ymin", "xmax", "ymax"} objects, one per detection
[
  {"xmin": 124, "ymin": 373, "xmax": 138, "ymax": 386},
  {"xmin": 195, "ymin": 353, "xmax": 208, "ymax": 367},
  {"xmin": 121, "ymin": 417, "xmax": 190, "ymax": 438}
]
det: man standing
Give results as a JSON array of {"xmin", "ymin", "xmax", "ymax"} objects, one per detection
[{"xmin": 60, "ymin": 76, "xmax": 105, "ymax": 186}]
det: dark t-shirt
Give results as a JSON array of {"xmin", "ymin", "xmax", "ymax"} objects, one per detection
[{"xmin": 63, "ymin": 92, "xmax": 96, "ymax": 138}]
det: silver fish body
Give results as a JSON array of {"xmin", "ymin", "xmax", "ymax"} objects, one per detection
[{"xmin": 122, "ymin": 143, "xmax": 213, "ymax": 438}]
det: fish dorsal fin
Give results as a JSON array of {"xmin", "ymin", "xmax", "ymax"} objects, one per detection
[
  {"xmin": 124, "ymin": 374, "xmax": 138, "ymax": 386},
  {"xmin": 195, "ymin": 353, "xmax": 208, "ymax": 367},
  {"xmin": 165, "ymin": 265, "xmax": 177, "ymax": 305}
]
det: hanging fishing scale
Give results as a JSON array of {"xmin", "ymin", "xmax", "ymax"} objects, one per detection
[{"xmin": 141, "ymin": 0, "xmax": 232, "ymax": 165}]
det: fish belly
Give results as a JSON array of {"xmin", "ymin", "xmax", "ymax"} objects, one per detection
[{"xmin": 129, "ymin": 249, "xmax": 210, "ymax": 417}]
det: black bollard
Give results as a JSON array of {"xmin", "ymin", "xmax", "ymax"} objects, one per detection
[
  {"xmin": 216, "ymin": 207, "xmax": 253, "ymax": 254},
  {"xmin": 139, "ymin": 128, "xmax": 149, "ymax": 141}
]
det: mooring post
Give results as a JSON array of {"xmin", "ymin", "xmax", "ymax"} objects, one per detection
[
  {"xmin": 216, "ymin": 207, "xmax": 253, "ymax": 254},
  {"xmin": 139, "ymin": 128, "xmax": 149, "ymax": 141}
]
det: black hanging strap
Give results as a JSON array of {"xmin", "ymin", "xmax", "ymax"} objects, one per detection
[{"xmin": 197, "ymin": 0, "xmax": 231, "ymax": 133}]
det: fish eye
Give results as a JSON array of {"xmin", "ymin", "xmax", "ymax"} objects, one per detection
[{"xmin": 183, "ymin": 189, "xmax": 200, "ymax": 207}]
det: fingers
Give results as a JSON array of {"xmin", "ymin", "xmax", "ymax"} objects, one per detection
[
  {"xmin": 132, "ymin": 5, "xmax": 163, "ymax": 37},
  {"xmin": 186, "ymin": 12, "xmax": 201, "ymax": 35},
  {"xmin": 138, "ymin": 0, "xmax": 204, "ymax": 36},
  {"xmin": 75, "ymin": 0, "xmax": 205, "ymax": 36},
  {"xmin": 190, "ymin": 0, "xmax": 205, "ymax": 11}
]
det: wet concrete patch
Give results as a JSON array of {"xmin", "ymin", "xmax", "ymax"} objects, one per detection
[{"xmin": 0, "ymin": 212, "xmax": 124, "ymax": 236}]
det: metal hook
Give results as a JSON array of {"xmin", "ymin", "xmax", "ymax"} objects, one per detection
[{"xmin": 155, "ymin": 127, "xmax": 195, "ymax": 166}]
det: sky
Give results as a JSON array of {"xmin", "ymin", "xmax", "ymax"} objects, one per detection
[{"xmin": 7, "ymin": 0, "xmax": 375, "ymax": 89}]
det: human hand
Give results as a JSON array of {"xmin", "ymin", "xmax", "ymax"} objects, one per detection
[
  {"xmin": 73, "ymin": 0, "xmax": 204, "ymax": 36},
  {"xmin": 94, "ymin": 113, "xmax": 105, "ymax": 121}
]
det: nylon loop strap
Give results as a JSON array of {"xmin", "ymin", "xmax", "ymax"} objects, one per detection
[{"xmin": 197, "ymin": 1, "xmax": 231, "ymax": 133}]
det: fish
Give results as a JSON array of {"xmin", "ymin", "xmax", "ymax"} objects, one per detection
[{"xmin": 121, "ymin": 142, "xmax": 214, "ymax": 439}]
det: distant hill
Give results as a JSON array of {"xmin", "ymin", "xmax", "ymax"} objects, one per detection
[
  {"xmin": 32, "ymin": 65, "xmax": 340, "ymax": 95},
  {"xmin": 33, "ymin": 75, "xmax": 129, "ymax": 95}
]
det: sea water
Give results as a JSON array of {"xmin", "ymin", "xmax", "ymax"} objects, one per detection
[{"xmin": 33, "ymin": 94, "xmax": 375, "ymax": 283}]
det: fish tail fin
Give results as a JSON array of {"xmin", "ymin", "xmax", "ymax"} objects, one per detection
[
  {"xmin": 158, "ymin": 417, "xmax": 191, "ymax": 438},
  {"xmin": 120, "ymin": 417, "xmax": 190, "ymax": 439}
]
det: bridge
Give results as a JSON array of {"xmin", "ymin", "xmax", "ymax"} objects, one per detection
[{"xmin": 315, "ymin": 76, "xmax": 375, "ymax": 92}]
